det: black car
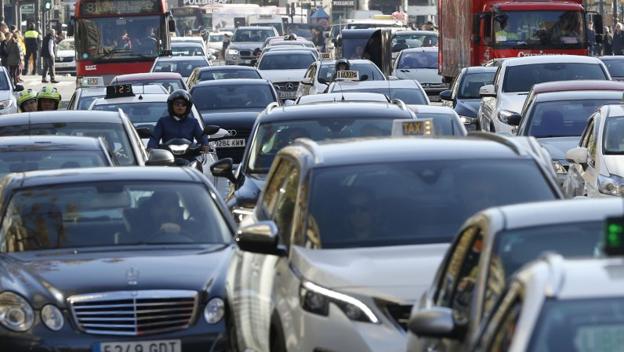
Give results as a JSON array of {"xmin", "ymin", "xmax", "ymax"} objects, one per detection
[
  {"xmin": 190, "ymin": 79, "xmax": 279, "ymax": 163},
  {"xmin": 0, "ymin": 167, "xmax": 236, "ymax": 352},
  {"xmin": 599, "ymin": 56, "xmax": 624, "ymax": 81},
  {"xmin": 0, "ymin": 111, "xmax": 150, "ymax": 166},
  {"xmin": 186, "ymin": 66, "xmax": 262, "ymax": 89},
  {"xmin": 440, "ymin": 66, "xmax": 496, "ymax": 130},
  {"xmin": 211, "ymin": 101, "xmax": 416, "ymax": 221},
  {"xmin": 0, "ymin": 135, "xmax": 114, "ymax": 177}
]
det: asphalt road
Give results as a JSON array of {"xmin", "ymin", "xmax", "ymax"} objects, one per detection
[{"xmin": 21, "ymin": 72, "xmax": 77, "ymax": 107}]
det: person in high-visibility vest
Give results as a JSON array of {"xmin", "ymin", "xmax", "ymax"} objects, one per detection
[{"xmin": 23, "ymin": 23, "xmax": 40, "ymax": 75}]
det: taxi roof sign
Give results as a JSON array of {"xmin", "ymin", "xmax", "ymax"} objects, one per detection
[
  {"xmin": 392, "ymin": 119, "xmax": 434, "ymax": 137},
  {"xmin": 105, "ymin": 84, "xmax": 135, "ymax": 99},
  {"xmin": 605, "ymin": 217, "xmax": 624, "ymax": 256},
  {"xmin": 80, "ymin": 76, "xmax": 105, "ymax": 87},
  {"xmin": 335, "ymin": 70, "xmax": 359, "ymax": 81}
]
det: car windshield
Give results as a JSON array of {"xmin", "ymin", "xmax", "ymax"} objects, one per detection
[
  {"xmin": 199, "ymin": 69, "xmax": 261, "ymax": 81},
  {"xmin": 258, "ymin": 53, "xmax": 315, "ymax": 70},
  {"xmin": 153, "ymin": 59, "xmax": 208, "ymax": 77},
  {"xmin": 493, "ymin": 10, "xmax": 586, "ymax": 49},
  {"xmin": 209, "ymin": 34, "xmax": 224, "ymax": 42},
  {"xmin": 307, "ymin": 159, "xmax": 556, "ymax": 248},
  {"xmin": 459, "ymin": 72, "xmax": 496, "ymax": 99},
  {"xmin": 336, "ymin": 87, "xmax": 428, "ymax": 105},
  {"xmin": 603, "ymin": 59, "xmax": 624, "ymax": 77},
  {"xmin": 233, "ymin": 29, "xmax": 275, "ymax": 42},
  {"xmin": 0, "ymin": 150, "xmax": 109, "ymax": 178},
  {"xmin": 248, "ymin": 118, "xmax": 397, "ymax": 173},
  {"xmin": 412, "ymin": 113, "xmax": 465, "ymax": 136},
  {"xmin": 528, "ymin": 99, "xmax": 621, "ymax": 138},
  {"xmin": 171, "ymin": 45, "xmax": 204, "ymax": 56},
  {"xmin": 78, "ymin": 95, "xmax": 103, "ymax": 110},
  {"xmin": 0, "ymin": 182, "xmax": 231, "ymax": 251},
  {"xmin": 392, "ymin": 33, "xmax": 438, "ymax": 51},
  {"xmin": 529, "ymin": 297, "xmax": 624, "ymax": 352},
  {"xmin": 319, "ymin": 62, "xmax": 386, "ymax": 83},
  {"xmin": 58, "ymin": 40, "xmax": 74, "ymax": 51},
  {"xmin": 397, "ymin": 51, "xmax": 438, "ymax": 69},
  {"xmin": 92, "ymin": 102, "xmax": 168, "ymax": 124},
  {"xmin": 0, "ymin": 122, "xmax": 136, "ymax": 166},
  {"xmin": 192, "ymin": 84, "xmax": 275, "ymax": 110},
  {"xmin": 75, "ymin": 16, "xmax": 163, "ymax": 61},
  {"xmin": 502, "ymin": 63, "xmax": 607, "ymax": 93},
  {"xmin": 603, "ymin": 116, "xmax": 624, "ymax": 154}
]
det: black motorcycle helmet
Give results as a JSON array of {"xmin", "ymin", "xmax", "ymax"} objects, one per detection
[{"xmin": 167, "ymin": 89, "xmax": 193, "ymax": 117}]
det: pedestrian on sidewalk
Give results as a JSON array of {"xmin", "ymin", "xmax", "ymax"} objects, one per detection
[
  {"xmin": 41, "ymin": 28, "xmax": 58, "ymax": 83},
  {"xmin": 14, "ymin": 30, "xmax": 25, "ymax": 82},
  {"xmin": 612, "ymin": 23, "xmax": 624, "ymax": 55},
  {"xmin": 604, "ymin": 26, "xmax": 614, "ymax": 55},
  {"xmin": 0, "ymin": 32, "xmax": 7, "ymax": 67},
  {"xmin": 5, "ymin": 32, "xmax": 23, "ymax": 87},
  {"xmin": 24, "ymin": 23, "xmax": 40, "ymax": 75}
]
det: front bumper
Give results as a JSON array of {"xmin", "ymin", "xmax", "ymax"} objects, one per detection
[
  {"xmin": 0, "ymin": 316, "xmax": 228, "ymax": 352},
  {"xmin": 225, "ymin": 53, "xmax": 257, "ymax": 66}
]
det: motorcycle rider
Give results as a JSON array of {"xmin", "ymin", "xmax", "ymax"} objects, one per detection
[
  {"xmin": 37, "ymin": 86, "xmax": 61, "ymax": 111},
  {"xmin": 147, "ymin": 90, "xmax": 209, "ymax": 152},
  {"xmin": 17, "ymin": 89, "xmax": 38, "ymax": 112}
]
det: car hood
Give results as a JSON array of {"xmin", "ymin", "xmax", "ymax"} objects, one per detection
[
  {"xmin": 58, "ymin": 49, "xmax": 74, "ymax": 58},
  {"xmin": 229, "ymin": 42, "xmax": 263, "ymax": 51},
  {"xmin": 200, "ymin": 109, "xmax": 262, "ymax": 128},
  {"xmin": 537, "ymin": 136, "xmax": 579, "ymax": 160},
  {"xmin": 394, "ymin": 69, "xmax": 443, "ymax": 84},
  {"xmin": 259, "ymin": 69, "xmax": 307, "ymax": 83},
  {"xmin": 604, "ymin": 155, "xmax": 624, "ymax": 177},
  {"xmin": 0, "ymin": 245, "xmax": 232, "ymax": 309},
  {"xmin": 455, "ymin": 99, "xmax": 481, "ymax": 118},
  {"xmin": 291, "ymin": 244, "xmax": 448, "ymax": 303},
  {"xmin": 498, "ymin": 92, "xmax": 528, "ymax": 114}
]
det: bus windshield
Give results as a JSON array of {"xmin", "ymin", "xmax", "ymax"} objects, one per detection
[{"xmin": 76, "ymin": 16, "xmax": 164, "ymax": 61}]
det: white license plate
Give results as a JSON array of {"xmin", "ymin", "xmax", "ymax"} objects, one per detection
[
  {"xmin": 243, "ymin": 59, "xmax": 252, "ymax": 64},
  {"xmin": 97, "ymin": 339, "xmax": 181, "ymax": 352},
  {"xmin": 279, "ymin": 91, "xmax": 297, "ymax": 100},
  {"xmin": 215, "ymin": 138, "xmax": 246, "ymax": 148}
]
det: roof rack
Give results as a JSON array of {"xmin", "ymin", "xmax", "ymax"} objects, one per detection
[
  {"xmin": 467, "ymin": 131, "xmax": 523, "ymax": 156},
  {"xmin": 266, "ymin": 102, "xmax": 280, "ymax": 114},
  {"xmin": 293, "ymin": 138, "xmax": 323, "ymax": 163},
  {"xmin": 390, "ymin": 99, "xmax": 408, "ymax": 111}
]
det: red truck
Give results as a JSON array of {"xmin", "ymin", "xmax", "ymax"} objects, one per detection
[{"xmin": 438, "ymin": 0, "xmax": 601, "ymax": 81}]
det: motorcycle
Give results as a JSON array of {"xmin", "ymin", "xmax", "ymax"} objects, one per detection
[{"xmin": 159, "ymin": 138, "xmax": 204, "ymax": 171}]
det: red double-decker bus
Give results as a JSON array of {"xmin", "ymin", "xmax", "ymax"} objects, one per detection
[{"xmin": 72, "ymin": 0, "xmax": 175, "ymax": 85}]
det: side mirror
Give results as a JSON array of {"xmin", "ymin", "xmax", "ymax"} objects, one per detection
[
  {"xmin": 146, "ymin": 149, "xmax": 175, "ymax": 166},
  {"xmin": 210, "ymin": 158, "xmax": 236, "ymax": 183},
  {"xmin": 235, "ymin": 221, "xmax": 286, "ymax": 256},
  {"xmin": 566, "ymin": 146, "xmax": 589, "ymax": 164},
  {"xmin": 408, "ymin": 307, "xmax": 466, "ymax": 339},
  {"xmin": 14, "ymin": 84, "xmax": 24, "ymax": 92},
  {"xmin": 479, "ymin": 84, "xmax": 496, "ymax": 98},
  {"xmin": 497, "ymin": 110, "xmax": 522, "ymax": 126},
  {"xmin": 203, "ymin": 124, "xmax": 221, "ymax": 135},
  {"xmin": 301, "ymin": 77, "xmax": 313, "ymax": 86},
  {"xmin": 168, "ymin": 18, "xmax": 176, "ymax": 33},
  {"xmin": 439, "ymin": 90, "xmax": 453, "ymax": 101},
  {"xmin": 136, "ymin": 127, "xmax": 152, "ymax": 139}
]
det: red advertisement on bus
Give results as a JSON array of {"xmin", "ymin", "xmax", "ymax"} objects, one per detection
[{"xmin": 72, "ymin": 0, "xmax": 175, "ymax": 85}]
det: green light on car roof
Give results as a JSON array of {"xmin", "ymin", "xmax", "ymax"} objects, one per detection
[{"xmin": 605, "ymin": 217, "xmax": 624, "ymax": 256}]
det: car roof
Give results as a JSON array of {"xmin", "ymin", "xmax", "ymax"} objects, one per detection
[
  {"xmin": 491, "ymin": 198, "xmax": 624, "ymax": 231},
  {"xmin": 319, "ymin": 59, "xmax": 377, "ymax": 66},
  {"xmin": 531, "ymin": 80, "xmax": 624, "ymax": 94},
  {"xmin": 237, "ymin": 26, "xmax": 275, "ymax": 30},
  {"xmin": 7, "ymin": 166, "xmax": 202, "ymax": 189},
  {"xmin": 400, "ymin": 47, "xmax": 438, "ymax": 53},
  {"xmin": 287, "ymin": 137, "xmax": 525, "ymax": 167},
  {"xmin": 599, "ymin": 56, "xmax": 624, "ymax": 61},
  {"xmin": 331, "ymin": 80, "xmax": 421, "ymax": 89},
  {"xmin": 191, "ymin": 78, "xmax": 271, "ymax": 88},
  {"xmin": 261, "ymin": 49, "xmax": 316, "ymax": 56},
  {"xmin": 76, "ymin": 87, "xmax": 106, "ymax": 97},
  {"xmin": 502, "ymin": 55, "xmax": 603, "ymax": 67},
  {"xmin": 171, "ymin": 36, "xmax": 203, "ymax": 41},
  {"xmin": 155, "ymin": 56, "xmax": 208, "ymax": 62},
  {"xmin": 114, "ymin": 72, "xmax": 184, "ymax": 81},
  {"xmin": 297, "ymin": 92, "xmax": 389, "ymax": 104},
  {"xmin": 92, "ymin": 93, "xmax": 169, "ymax": 106},
  {"xmin": 394, "ymin": 30, "xmax": 437, "ymax": 36},
  {"xmin": 0, "ymin": 111, "xmax": 124, "ymax": 126},
  {"xmin": 0, "ymin": 135, "xmax": 105, "ymax": 150},
  {"xmin": 195, "ymin": 65, "xmax": 257, "ymax": 72},
  {"xmin": 464, "ymin": 66, "xmax": 498, "ymax": 74},
  {"xmin": 601, "ymin": 104, "xmax": 624, "ymax": 118},
  {"xmin": 171, "ymin": 41, "xmax": 203, "ymax": 47},
  {"xmin": 534, "ymin": 90, "xmax": 624, "ymax": 102},
  {"xmin": 259, "ymin": 102, "xmax": 412, "ymax": 124},
  {"xmin": 409, "ymin": 105, "xmax": 457, "ymax": 115}
]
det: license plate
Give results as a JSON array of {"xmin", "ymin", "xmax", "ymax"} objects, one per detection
[
  {"xmin": 215, "ymin": 138, "xmax": 246, "ymax": 148},
  {"xmin": 278, "ymin": 91, "xmax": 297, "ymax": 100},
  {"xmin": 97, "ymin": 339, "xmax": 181, "ymax": 352},
  {"xmin": 243, "ymin": 59, "xmax": 252, "ymax": 64}
]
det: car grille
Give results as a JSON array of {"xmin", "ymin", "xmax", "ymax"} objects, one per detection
[
  {"xmin": 383, "ymin": 303, "xmax": 413, "ymax": 331},
  {"xmin": 55, "ymin": 56, "xmax": 73, "ymax": 62},
  {"xmin": 68, "ymin": 290, "xmax": 198, "ymax": 336},
  {"xmin": 273, "ymin": 82, "xmax": 300, "ymax": 92},
  {"xmin": 239, "ymin": 50, "xmax": 252, "ymax": 57}
]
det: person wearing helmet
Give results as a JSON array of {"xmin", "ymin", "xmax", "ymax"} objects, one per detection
[
  {"xmin": 37, "ymin": 86, "xmax": 61, "ymax": 111},
  {"xmin": 147, "ymin": 89, "xmax": 209, "ymax": 151},
  {"xmin": 17, "ymin": 88, "xmax": 37, "ymax": 112}
]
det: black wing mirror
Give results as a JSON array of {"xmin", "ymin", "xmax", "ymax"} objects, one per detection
[
  {"xmin": 439, "ymin": 90, "xmax": 453, "ymax": 101},
  {"xmin": 136, "ymin": 127, "xmax": 152, "ymax": 139},
  {"xmin": 210, "ymin": 158, "xmax": 236, "ymax": 183},
  {"xmin": 498, "ymin": 110, "xmax": 522, "ymax": 126},
  {"xmin": 235, "ymin": 221, "xmax": 286, "ymax": 256}
]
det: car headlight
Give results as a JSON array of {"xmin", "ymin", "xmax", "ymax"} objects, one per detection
[
  {"xmin": 598, "ymin": 175, "xmax": 624, "ymax": 196},
  {"xmin": 41, "ymin": 305, "xmax": 64, "ymax": 331},
  {"xmin": 299, "ymin": 281, "xmax": 379, "ymax": 324},
  {"xmin": 169, "ymin": 144, "xmax": 189, "ymax": 155},
  {"xmin": 0, "ymin": 292, "xmax": 34, "ymax": 332},
  {"xmin": 204, "ymin": 297, "xmax": 225, "ymax": 324},
  {"xmin": 227, "ymin": 49, "xmax": 239, "ymax": 55},
  {"xmin": 552, "ymin": 160, "xmax": 568, "ymax": 175}
]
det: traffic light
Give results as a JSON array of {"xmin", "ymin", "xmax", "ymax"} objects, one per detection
[{"xmin": 44, "ymin": 0, "xmax": 52, "ymax": 11}]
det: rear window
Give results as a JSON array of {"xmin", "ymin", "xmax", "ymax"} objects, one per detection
[
  {"xmin": 319, "ymin": 62, "xmax": 385, "ymax": 82},
  {"xmin": 459, "ymin": 72, "xmax": 496, "ymax": 99},
  {"xmin": 258, "ymin": 53, "xmax": 315, "ymax": 70},
  {"xmin": 502, "ymin": 63, "xmax": 608, "ymax": 93},
  {"xmin": 335, "ymin": 87, "xmax": 428, "ymax": 105},
  {"xmin": 191, "ymin": 84, "xmax": 276, "ymax": 110},
  {"xmin": 397, "ymin": 51, "xmax": 438, "ymax": 69},
  {"xmin": 199, "ymin": 69, "xmax": 261, "ymax": 81},
  {"xmin": 153, "ymin": 59, "xmax": 209, "ymax": 77},
  {"xmin": 0, "ymin": 150, "xmax": 108, "ymax": 177}
]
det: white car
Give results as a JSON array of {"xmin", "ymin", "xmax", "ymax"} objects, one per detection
[
  {"xmin": 392, "ymin": 47, "xmax": 447, "ymax": 101},
  {"xmin": 55, "ymin": 38, "xmax": 75, "ymax": 74},
  {"xmin": 0, "ymin": 66, "xmax": 21, "ymax": 114},
  {"xmin": 171, "ymin": 36, "xmax": 207, "ymax": 54},
  {"xmin": 257, "ymin": 49, "xmax": 316, "ymax": 100},
  {"xmin": 296, "ymin": 59, "xmax": 386, "ymax": 98},
  {"xmin": 563, "ymin": 104, "xmax": 624, "ymax": 198},
  {"xmin": 206, "ymin": 31, "xmax": 231, "ymax": 52},
  {"xmin": 478, "ymin": 55, "xmax": 611, "ymax": 134},
  {"xmin": 327, "ymin": 79, "xmax": 430, "ymax": 106}
]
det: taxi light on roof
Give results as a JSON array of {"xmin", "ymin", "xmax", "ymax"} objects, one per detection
[
  {"xmin": 105, "ymin": 84, "xmax": 135, "ymax": 99},
  {"xmin": 80, "ymin": 76, "xmax": 104, "ymax": 87},
  {"xmin": 605, "ymin": 217, "xmax": 624, "ymax": 256},
  {"xmin": 392, "ymin": 119, "xmax": 434, "ymax": 137}
]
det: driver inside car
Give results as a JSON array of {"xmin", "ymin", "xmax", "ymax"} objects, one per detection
[{"xmin": 147, "ymin": 89, "xmax": 209, "ymax": 153}]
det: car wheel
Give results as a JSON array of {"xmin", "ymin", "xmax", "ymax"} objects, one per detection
[{"xmin": 270, "ymin": 312, "xmax": 287, "ymax": 352}]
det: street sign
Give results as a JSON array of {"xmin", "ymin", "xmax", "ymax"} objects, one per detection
[{"xmin": 20, "ymin": 3, "xmax": 35, "ymax": 14}]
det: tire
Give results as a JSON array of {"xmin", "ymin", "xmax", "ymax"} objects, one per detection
[{"xmin": 269, "ymin": 313, "xmax": 287, "ymax": 352}]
